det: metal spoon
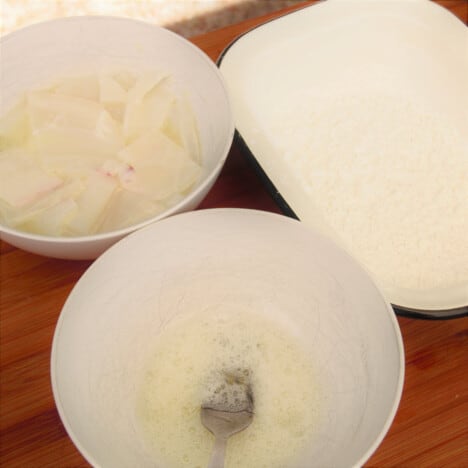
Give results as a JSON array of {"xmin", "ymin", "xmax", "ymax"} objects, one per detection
[{"xmin": 201, "ymin": 369, "xmax": 254, "ymax": 468}]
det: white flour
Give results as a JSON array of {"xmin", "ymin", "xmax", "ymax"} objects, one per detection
[{"xmin": 269, "ymin": 93, "xmax": 467, "ymax": 291}]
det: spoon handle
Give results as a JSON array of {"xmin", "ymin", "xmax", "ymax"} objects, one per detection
[{"xmin": 207, "ymin": 436, "xmax": 227, "ymax": 468}]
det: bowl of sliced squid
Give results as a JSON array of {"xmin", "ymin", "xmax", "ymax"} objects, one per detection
[{"xmin": 0, "ymin": 16, "xmax": 234, "ymax": 259}]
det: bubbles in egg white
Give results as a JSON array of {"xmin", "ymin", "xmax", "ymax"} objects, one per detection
[{"xmin": 136, "ymin": 307, "xmax": 321, "ymax": 468}]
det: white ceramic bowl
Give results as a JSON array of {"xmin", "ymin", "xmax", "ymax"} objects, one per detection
[
  {"xmin": 51, "ymin": 209, "xmax": 404, "ymax": 468},
  {"xmin": 0, "ymin": 17, "xmax": 234, "ymax": 259}
]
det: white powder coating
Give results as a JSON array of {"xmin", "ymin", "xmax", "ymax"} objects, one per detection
[
  {"xmin": 137, "ymin": 308, "xmax": 320, "ymax": 468},
  {"xmin": 268, "ymin": 93, "xmax": 468, "ymax": 292}
]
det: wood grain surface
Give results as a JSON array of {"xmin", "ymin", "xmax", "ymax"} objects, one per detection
[{"xmin": 1, "ymin": 1, "xmax": 467, "ymax": 467}]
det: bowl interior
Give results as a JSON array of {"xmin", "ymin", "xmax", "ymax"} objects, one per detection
[
  {"xmin": 0, "ymin": 17, "xmax": 233, "ymax": 258},
  {"xmin": 51, "ymin": 209, "xmax": 403, "ymax": 467}
]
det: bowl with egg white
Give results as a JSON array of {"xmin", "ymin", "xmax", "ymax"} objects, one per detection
[
  {"xmin": 51, "ymin": 208, "xmax": 404, "ymax": 468},
  {"xmin": 0, "ymin": 16, "xmax": 234, "ymax": 259}
]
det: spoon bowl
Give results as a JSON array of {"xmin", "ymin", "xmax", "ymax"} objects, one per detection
[{"xmin": 201, "ymin": 369, "xmax": 254, "ymax": 468}]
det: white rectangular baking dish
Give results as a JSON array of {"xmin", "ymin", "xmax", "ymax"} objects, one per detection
[{"xmin": 219, "ymin": 0, "xmax": 468, "ymax": 318}]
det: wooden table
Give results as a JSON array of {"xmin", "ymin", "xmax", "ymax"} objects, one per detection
[{"xmin": 1, "ymin": 1, "xmax": 467, "ymax": 466}]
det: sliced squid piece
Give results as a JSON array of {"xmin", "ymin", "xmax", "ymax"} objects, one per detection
[
  {"xmin": 53, "ymin": 74, "xmax": 99, "ymax": 101},
  {"xmin": 0, "ymin": 150, "xmax": 63, "ymax": 208},
  {"xmin": 18, "ymin": 198, "xmax": 78, "ymax": 236},
  {"xmin": 99, "ymin": 189, "xmax": 164, "ymax": 232},
  {"xmin": 0, "ymin": 97, "xmax": 29, "ymax": 150},
  {"xmin": 65, "ymin": 171, "xmax": 117, "ymax": 235},
  {"xmin": 2, "ymin": 180, "xmax": 83, "ymax": 229},
  {"xmin": 118, "ymin": 129, "xmax": 201, "ymax": 200},
  {"xmin": 123, "ymin": 78, "xmax": 174, "ymax": 141}
]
